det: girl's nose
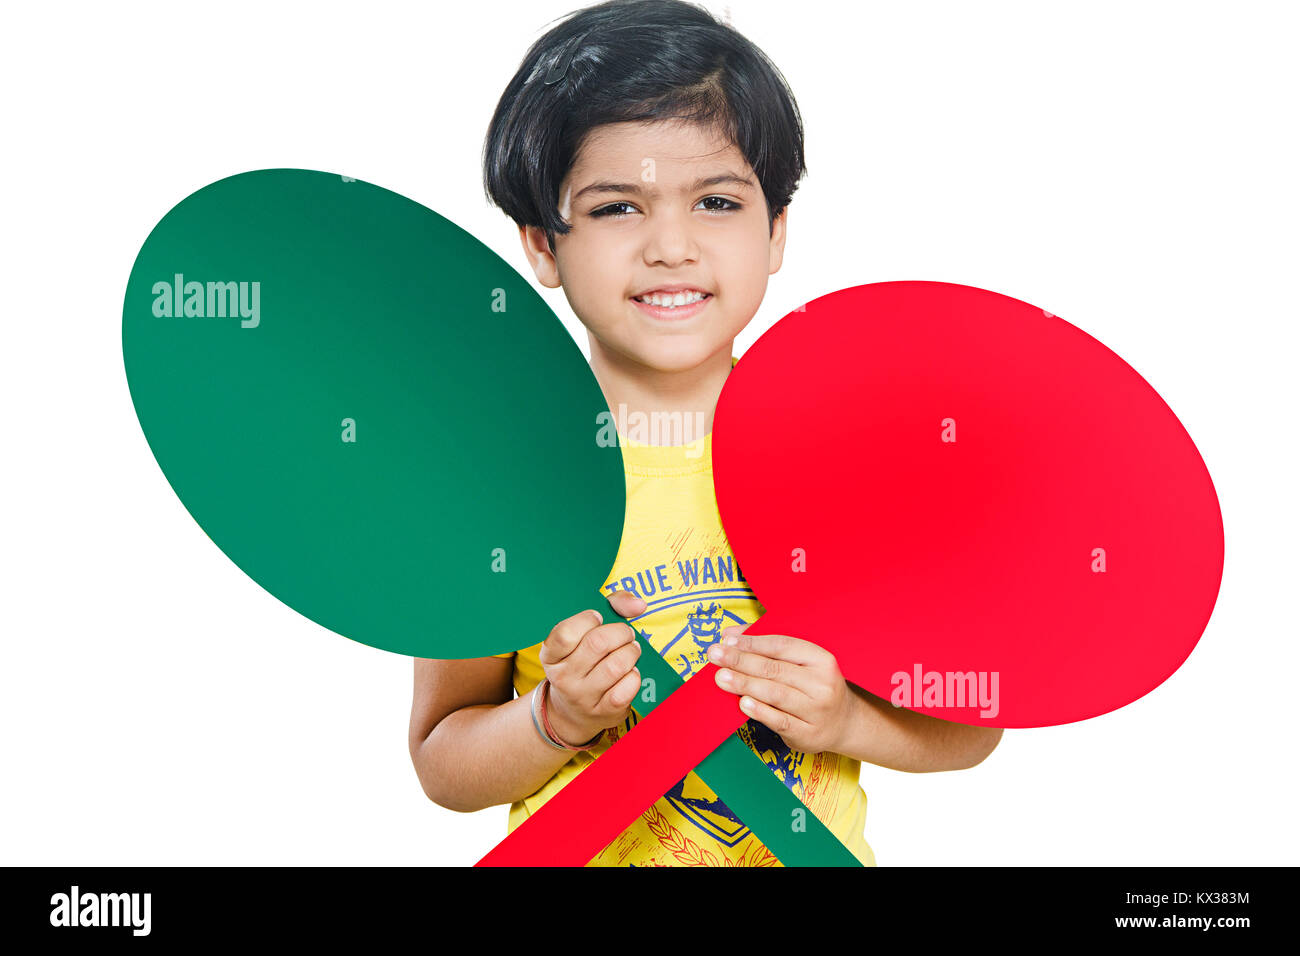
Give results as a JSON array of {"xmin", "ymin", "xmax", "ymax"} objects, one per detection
[{"xmin": 642, "ymin": 213, "xmax": 701, "ymax": 267}]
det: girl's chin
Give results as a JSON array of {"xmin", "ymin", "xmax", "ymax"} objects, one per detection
[{"xmin": 617, "ymin": 338, "xmax": 728, "ymax": 372}]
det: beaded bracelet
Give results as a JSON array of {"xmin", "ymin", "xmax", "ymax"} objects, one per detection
[{"xmin": 537, "ymin": 678, "xmax": 606, "ymax": 751}]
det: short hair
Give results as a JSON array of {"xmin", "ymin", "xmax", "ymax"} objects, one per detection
[{"xmin": 482, "ymin": 0, "xmax": 807, "ymax": 251}]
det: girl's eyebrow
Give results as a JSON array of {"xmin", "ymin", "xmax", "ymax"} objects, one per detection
[{"xmin": 572, "ymin": 172, "xmax": 755, "ymax": 202}]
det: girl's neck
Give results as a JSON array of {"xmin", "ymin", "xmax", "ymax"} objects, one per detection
[{"xmin": 587, "ymin": 335, "xmax": 734, "ymax": 445}]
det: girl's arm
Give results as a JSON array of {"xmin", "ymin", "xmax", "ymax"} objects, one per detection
[
  {"xmin": 407, "ymin": 656, "xmax": 576, "ymax": 813},
  {"xmin": 836, "ymin": 682, "xmax": 1003, "ymax": 773},
  {"xmin": 408, "ymin": 591, "xmax": 648, "ymax": 813},
  {"xmin": 707, "ymin": 629, "xmax": 1003, "ymax": 772}
]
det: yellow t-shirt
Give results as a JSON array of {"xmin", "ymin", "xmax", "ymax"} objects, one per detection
[{"xmin": 493, "ymin": 362, "xmax": 876, "ymax": 867}]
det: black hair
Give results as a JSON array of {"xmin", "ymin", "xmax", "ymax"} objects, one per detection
[{"xmin": 482, "ymin": 0, "xmax": 807, "ymax": 251}]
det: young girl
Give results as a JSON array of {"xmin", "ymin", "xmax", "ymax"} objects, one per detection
[{"xmin": 408, "ymin": 0, "xmax": 1001, "ymax": 866}]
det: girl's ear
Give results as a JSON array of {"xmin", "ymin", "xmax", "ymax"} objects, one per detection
[
  {"xmin": 768, "ymin": 206, "xmax": 789, "ymax": 276},
  {"xmin": 518, "ymin": 224, "xmax": 562, "ymax": 289}
]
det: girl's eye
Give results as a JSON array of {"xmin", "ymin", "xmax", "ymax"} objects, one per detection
[
  {"xmin": 697, "ymin": 196, "xmax": 743, "ymax": 213},
  {"xmin": 590, "ymin": 202, "xmax": 638, "ymax": 218}
]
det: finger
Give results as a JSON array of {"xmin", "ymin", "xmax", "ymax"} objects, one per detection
[
  {"xmin": 708, "ymin": 642, "xmax": 823, "ymax": 698},
  {"xmin": 587, "ymin": 635, "xmax": 642, "ymax": 691},
  {"xmin": 606, "ymin": 588, "xmax": 648, "ymax": 620},
  {"xmin": 598, "ymin": 667, "xmax": 642, "ymax": 713},
  {"xmin": 568, "ymin": 620, "xmax": 640, "ymax": 680},
  {"xmin": 735, "ymin": 693, "xmax": 814, "ymax": 745},
  {"xmin": 712, "ymin": 664, "xmax": 811, "ymax": 716},
  {"xmin": 540, "ymin": 608, "xmax": 604, "ymax": 666},
  {"xmin": 721, "ymin": 627, "xmax": 827, "ymax": 666}
]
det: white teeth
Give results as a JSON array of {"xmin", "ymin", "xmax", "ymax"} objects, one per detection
[{"xmin": 636, "ymin": 291, "xmax": 708, "ymax": 307}]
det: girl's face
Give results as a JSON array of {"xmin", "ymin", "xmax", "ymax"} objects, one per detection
[{"xmin": 519, "ymin": 119, "xmax": 787, "ymax": 373}]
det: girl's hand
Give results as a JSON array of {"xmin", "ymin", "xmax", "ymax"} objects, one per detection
[
  {"xmin": 706, "ymin": 625, "xmax": 856, "ymax": 755},
  {"xmin": 538, "ymin": 589, "xmax": 648, "ymax": 745}
]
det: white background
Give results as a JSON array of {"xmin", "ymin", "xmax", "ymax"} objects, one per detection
[{"xmin": 2, "ymin": 0, "xmax": 1296, "ymax": 866}]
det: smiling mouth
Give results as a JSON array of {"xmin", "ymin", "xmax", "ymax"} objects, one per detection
[{"xmin": 629, "ymin": 292, "xmax": 713, "ymax": 320}]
